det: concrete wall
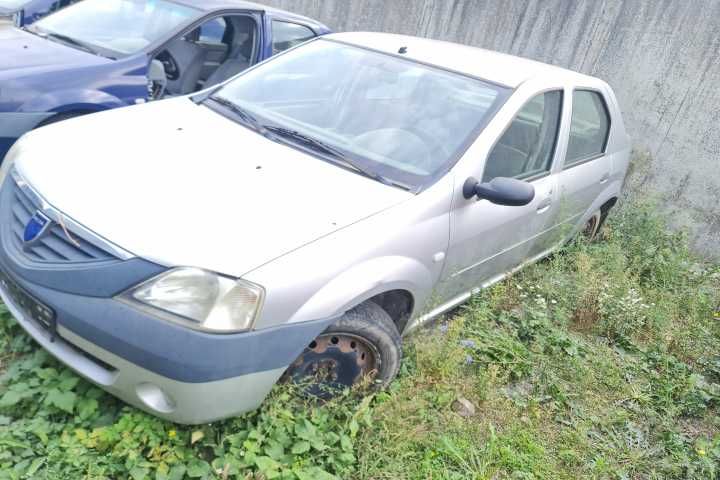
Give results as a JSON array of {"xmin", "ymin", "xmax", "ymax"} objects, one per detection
[{"xmin": 264, "ymin": 0, "xmax": 720, "ymax": 258}]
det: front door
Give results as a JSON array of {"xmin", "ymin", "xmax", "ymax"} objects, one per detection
[{"xmin": 440, "ymin": 90, "xmax": 564, "ymax": 299}]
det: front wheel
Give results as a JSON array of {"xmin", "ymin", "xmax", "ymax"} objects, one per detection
[{"xmin": 285, "ymin": 302, "xmax": 402, "ymax": 398}]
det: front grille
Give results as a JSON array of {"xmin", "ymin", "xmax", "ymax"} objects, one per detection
[{"xmin": 4, "ymin": 176, "xmax": 118, "ymax": 264}]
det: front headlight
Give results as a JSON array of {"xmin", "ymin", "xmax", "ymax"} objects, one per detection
[{"xmin": 125, "ymin": 268, "xmax": 265, "ymax": 333}]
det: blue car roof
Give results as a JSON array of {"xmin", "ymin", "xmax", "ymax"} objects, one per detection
[{"xmin": 173, "ymin": 0, "xmax": 323, "ymax": 24}]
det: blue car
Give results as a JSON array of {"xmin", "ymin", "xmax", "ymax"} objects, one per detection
[
  {"xmin": 0, "ymin": 0, "xmax": 79, "ymax": 27},
  {"xmin": 0, "ymin": 0, "xmax": 331, "ymax": 161}
]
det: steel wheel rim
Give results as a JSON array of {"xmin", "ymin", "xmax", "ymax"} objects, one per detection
[{"xmin": 286, "ymin": 333, "xmax": 380, "ymax": 398}]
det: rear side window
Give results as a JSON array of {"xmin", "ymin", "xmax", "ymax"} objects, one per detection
[
  {"xmin": 566, "ymin": 90, "xmax": 611, "ymax": 167},
  {"xmin": 272, "ymin": 21, "xmax": 315, "ymax": 55},
  {"xmin": 483, "ymin": 90, "xmax": 563, "ymax": 183}
]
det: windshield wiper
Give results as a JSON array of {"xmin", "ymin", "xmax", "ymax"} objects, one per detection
[
  {"xmin": 41, "ymin": 32, "xmax": 98, "ymax": 56},
  {"xmin": 205, "ymin": 98, "xmax": 410, "ymax": 190},
  {"xmin": 208, "ymin": 96, "xmax": 267, "ymax": 134},
  {"xmin": 264, "ymin": 126, "xmax": 409, "ymax": 190}
]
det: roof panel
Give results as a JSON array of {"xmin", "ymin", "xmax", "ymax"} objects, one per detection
[{"xmin": 326, "ymin": 32, "xmax": 594, "ymax": 88}]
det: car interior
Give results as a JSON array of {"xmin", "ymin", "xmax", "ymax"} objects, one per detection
[
  {"xmin": 151, "ymin": 15, "xmax": 257, "ymax": 98},
  {"xmin": 482, "ymin": 93, "xmax": 562, "ymax": 182}
]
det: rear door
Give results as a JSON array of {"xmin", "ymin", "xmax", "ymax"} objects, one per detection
[
  {"xmin": 440, "ymin": 89, "xmax": 564, "ymax": 298},
  {"xmin": 555, "ymin": 89, "xmax": 613, "ymax": 235}
]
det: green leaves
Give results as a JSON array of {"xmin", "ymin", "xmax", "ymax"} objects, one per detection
[
  {"xmin": 0, "ymin": 346, "xmax": 365, "ymax": 480},
  {"xmin": 0, "ymin": 382, "xmax": 34, "ymax": 408},
  {"xmin": 0, "ymin": 389, "xmax": 24, "ymax": 408},
  {"xmin": 291, "ymin": 441, "xmax": 311, "ymax": 455},
  {"xmin": 185, "ymin": 459, "xmax": 211, "ymax": 478},
  {"xmin": 76, "ymin": 397, "xmax": 98, "ymax": 420},
  {"xmin": 129, "ymin": 465, "xmax": 150, "ymax": 480},
  {"xmin": 45, "ymin": 389, "xmax": 77, "ymax": 414}
]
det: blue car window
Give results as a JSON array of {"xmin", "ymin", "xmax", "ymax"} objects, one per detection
[
  {"xmin": 199, "ymin": 17, "xmax": 226, "ymax": 44},
  {"xmin": 32, "ymin": 0, "xmax": 200, "ymax": 56},
  {"xmin": 0, "ymin": 0, "xmax": 27, "ymax": 8},
  {"xmin": 271, "ymin": 21, "xmax": 315, "ymax": 55}
]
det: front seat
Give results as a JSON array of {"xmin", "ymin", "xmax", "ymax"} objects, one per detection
[
  {"xmin": 205, "ymin": 29, "xmax": 254, "ymax": 87},
  {"xmin": 164, "ymin": 38, "xmax": 207, "ymax": 95}
]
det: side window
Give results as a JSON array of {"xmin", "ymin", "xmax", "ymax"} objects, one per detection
[
  {"xmin": 272, "ymin": 21, "xmax": 315, "ymax": 55},
  {"xmin": 482, "ymin": 91, "xmax": 563, "ymax": 183},
  {"xmin": 198, "ymin": 17, "xmax": 227, "ymax": 44},
  {"xmin": 566, "ymin": 90, "xmax": 610, "ymax": 167},
  {"xmin": 56, "ymin": 0, "xmax": 79, "ymax": 10}
]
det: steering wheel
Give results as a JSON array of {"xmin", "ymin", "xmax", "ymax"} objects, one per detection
[
  {"xmin": 156, "ymin": 51, "xmax": 180, "ymax": 81},
  {"xmin": 353, "ymin": 128, "xmax": 447, "ymax": 174}
]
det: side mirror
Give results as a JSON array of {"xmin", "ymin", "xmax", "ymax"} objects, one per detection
[{"xmin": 463, "ymin": 176, "xmax": 535, "ymax": 207}]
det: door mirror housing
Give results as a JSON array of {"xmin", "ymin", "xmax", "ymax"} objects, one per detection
[{"xmin": 463, "ymin": 176, "xmax": 535, "ymax": 207}]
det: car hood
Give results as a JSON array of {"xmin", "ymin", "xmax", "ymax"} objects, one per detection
[
  {"xmin": 0, "ymin": 27, "xmax": 107, "ymax": 80},
  {"xmin": 14, "ymin": 98, "xmax": 412, "ymax": 277}
]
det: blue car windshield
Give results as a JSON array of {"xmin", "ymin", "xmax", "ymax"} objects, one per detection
[
  {"xmin": 212, "ymin": 39, "xmax": 510, "ymax": 191},
  {"xmin": 31, "ymin": 0, "xmax": 199, "ymax": 56},
  {"xmin": 0, "ymin": 0, "xmax": 27, "ymax": 9}
]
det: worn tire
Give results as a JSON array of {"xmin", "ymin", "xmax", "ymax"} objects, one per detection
[
  {"xmin": 286, "ymin": 302, "xmax": 402, "ymax": 396},
  {"xmin": 582, "ymin": 209, "xmax": 604, "ymax": 242},
  {"xmin": 325, "ymin": 301, "xmax": 403, "ymax": 388}
]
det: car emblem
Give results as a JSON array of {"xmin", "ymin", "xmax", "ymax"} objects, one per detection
[{"xmin": 23, "ymin": 211, "xmax": 52, "ymax": 246}]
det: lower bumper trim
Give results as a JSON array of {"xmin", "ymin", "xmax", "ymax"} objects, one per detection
[{"xmin": 2, "ymin": 284, "xmax": 289, "ymax": 424}]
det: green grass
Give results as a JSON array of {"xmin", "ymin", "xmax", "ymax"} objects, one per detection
[{"xmin": 1, "ymin": 200, "xmax": 719, "ymax": 479}]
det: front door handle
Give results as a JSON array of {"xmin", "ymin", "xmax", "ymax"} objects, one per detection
[{"xmin": 536, "ymin": 198, "xmax": 552, "ymax": 214}]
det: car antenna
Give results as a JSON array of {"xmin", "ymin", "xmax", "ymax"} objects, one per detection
[{"xmin": 398, "ymin": 46, "xmax": 408, "ymax": 54}]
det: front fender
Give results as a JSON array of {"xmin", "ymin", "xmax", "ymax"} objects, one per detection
[
  {"xmin": 289, "ymin": 256, "xmax": 434, "ymax": 325},
  {"xmin": 18, "ymin": 88, "xmax": 128, "ymax": 114}
]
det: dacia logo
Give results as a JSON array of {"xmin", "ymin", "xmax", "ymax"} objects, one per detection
[{"xmin": 23, "ymin": 211, "xmax": 52, "ymax": 247}]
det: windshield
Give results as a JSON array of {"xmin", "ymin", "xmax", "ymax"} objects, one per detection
[
  {"xmin": 212, "ymin": 39, "xmax": 509, "ymax": 191},
  {"xmin": 0, "ymin": 0, "xmax": 25, "ymax": 10},
  {"xmin": 32, "ymin": 0, "xmax": 199, "ymax": 56}
]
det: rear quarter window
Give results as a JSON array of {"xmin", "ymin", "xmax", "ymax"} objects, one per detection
[{"xmin": 565, "ymin": 90, "xmax": 611, "ymax": 167}]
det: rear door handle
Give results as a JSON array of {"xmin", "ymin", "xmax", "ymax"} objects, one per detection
[{"xmin": 600, "ymin": 173, "xmax": 610, "ymax": 184}]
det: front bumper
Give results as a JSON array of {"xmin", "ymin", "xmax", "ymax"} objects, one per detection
[
  {"xmin": 0, "ymin": 112, "xmax": 53, "ymax": 163},
  {"xmin": 0, "ymin": 260, "xmax": 336, "ymax": 424},
  {"xmin": 0, "ymin": 283, "xmax": 284, "ymax": 424},
  {"xmin": 0, "ymin": 171, "xmax": 336, "ymax": 423}
]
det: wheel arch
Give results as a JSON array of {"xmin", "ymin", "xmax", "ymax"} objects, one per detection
[
  {"xmin": 35, "ymin": 109, "xmax": 100, "ymax": 128},
  {"xmin": 288, "ymin": 256, "xmax": 431, "ymax": 333},
  {"xmin": 363, "ymin": 289, "xmax": 415, "ymax": 333}
]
